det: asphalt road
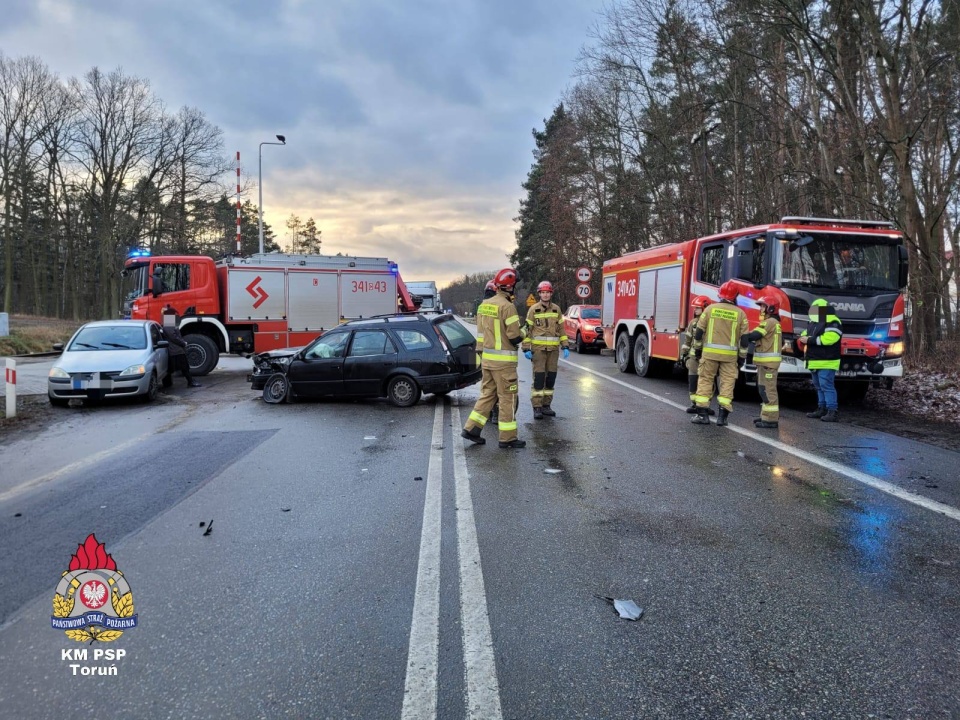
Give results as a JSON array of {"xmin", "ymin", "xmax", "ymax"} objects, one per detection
[{"xmin": 0, "ymin": 351, "xmax": 958, "ymax": 719}]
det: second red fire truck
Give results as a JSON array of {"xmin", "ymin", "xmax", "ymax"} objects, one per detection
[
  {"xmin": 600, "ymin": 217, "xmax": 909, "ymax": 400},
  {"xmin": 123, "ymin": 251, "xmax": 418, "ymax": 375}
]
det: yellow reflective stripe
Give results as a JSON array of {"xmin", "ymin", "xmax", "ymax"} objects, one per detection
[
  {"xmin": 532, "ymin": 339, "xmax": 560, "ymax": 346},
  {"xmin": 559, "ymin": 335, "xmax": 568, "ymax": 342},
  {"xmin": 468, "ymin": 411, "xmax": 487, "ymax": 426},
  {"xmin": 754, "ymin": 326, "xmax": 767, "ymax": 336},
  {"xmin": 505, "ymin": 315, "xmax": 520, "ymax": 326},
  {"xmin": 761, "ymin": 404, "xmax": 779, "ymax": 412},
  {"xmin": 542, "ymin": 389, "xmax": 554, "ymax": 396},
  {"xmin": 693, "ymin": 394, "xmax": 711, "ymax": 403},
  {"xmin": 499, "ymin": 421, "xmax": 517, "ymax": 432},
  {"xmin": 704, "ymin": 346, "xmax": 737, "ymax": 356},
  {"xmin": 531, "ymin": 390, "xmax": 545, "ymax": 397},
  {"xmin": 534, "ymin": 312, "xmax": 560, "ymax": 318},
  {"xmin": 481, "ymin": 352, "xmax": 518, "ymax": 363}
]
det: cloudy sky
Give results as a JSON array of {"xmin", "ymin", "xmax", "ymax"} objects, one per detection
[{"xmin": 1, "ymin": 0, "xmax": 606, "ymax": 286}]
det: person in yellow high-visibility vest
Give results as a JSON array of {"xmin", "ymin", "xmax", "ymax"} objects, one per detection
[
  {"xmin": 740, "ymin": 295, "xmax": 782, "ymax": 429},
  {"xmin": 461, "ymin": 268, "xmax": 527, "ymax": 449},
  {"xmin": 691, "ymin": 281, "xmax": 749, "ymax": 427},
  {"xmin": 522, "ymin": 281, "xmax": 569, "ymax": 419}
]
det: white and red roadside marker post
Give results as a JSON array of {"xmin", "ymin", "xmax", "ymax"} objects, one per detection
[{"xmin": 5, "ymin": 358, "xmax": 15, "ymax": 419}]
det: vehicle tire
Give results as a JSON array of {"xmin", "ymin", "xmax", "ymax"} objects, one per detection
[
  {"xmin": 184, "ymin": 334, "xmax": 219, "ymax": 376},
  {"xmin": 387, "ymin": 375, "xmax": 422, "ymax": 407},
  {"xmin": 142, "ymin": 372, "xmax": 159, "ymax": 403},
  {"xmin": 48, "ymin": 394, "xmax": 69, "ymax": 408},
  {"xmin": 839, "ymin": 383, "xmax": 869, "ymax": 404},
  {"xmin": 633, "ymin": 333, "xmax": 654, "ymax": 377},
  {"xmin": 615, "ymin": 331, "xmax": 635, "ymax": 373},
  {"xmin": 576, "ymin": 332, "xmax": 586, "ymax": 354},
  {"xmin": 262, "ymin": 373, "xmax": 289, "ymax": 404}
]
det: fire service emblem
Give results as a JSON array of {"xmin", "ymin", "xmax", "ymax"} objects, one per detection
[{"xmin": 51, "ymin": 534, "xmax": 137, "ymax": 642}]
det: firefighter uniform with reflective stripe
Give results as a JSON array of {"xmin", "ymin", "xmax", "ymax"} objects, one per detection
[
  {"xmin": 745, "ymin": 314, "xmax": 781, "ymax": 422},
  {"xmin": 680, "ymin": 313, "xmax": 704, "ymax": 406},
  {"xmin": 694, "ymin": 300, "xmax": 749, "ymax": 413},
  {"xmin": 522, "ymin": 301, "xmax": 568, "ymax": 411},
  {"xmin": 463, "ymin": 290, "xmax": 524, "ymax": 442}
]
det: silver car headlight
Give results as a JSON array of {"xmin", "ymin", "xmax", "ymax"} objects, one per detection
[
  {"xmin": 118, "ymin": 364, "xmax": 147, "ymax": 377},
  {"xmin": 49, "ymin": 367, "xmax": 70, "ymax": 379}
]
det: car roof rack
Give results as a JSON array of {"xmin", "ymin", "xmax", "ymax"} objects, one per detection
[{"xmin": 780, "ymin": 216, "xmax": 896, "ymax": 230}]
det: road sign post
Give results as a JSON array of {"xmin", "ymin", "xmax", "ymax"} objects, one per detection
[{"xmin": 5, "ymin": 358, "xmax": 16, "ymax": 419}]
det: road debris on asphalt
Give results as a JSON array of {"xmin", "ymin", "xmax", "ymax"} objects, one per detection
[{"xmin": 596, "ymin": 595, "xmax": 644, "ymax": 620}]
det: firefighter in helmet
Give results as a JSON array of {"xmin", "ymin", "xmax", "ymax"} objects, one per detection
[
  {"xmin": 691, "ymin": 280, "xmax": 749, "ymax": 426},
  {"xmin": 476, "ymin": 279, "xmax": 506, "ymax": 425},
  {"xmin": 522, "ymin": 280, "xmax": 569, "ymax": 419},
  {"xmin": 680, "ymin": 295, "xmax": 712, "ymax": 414},
  {"xmin": 795, "ymin": 298, "xmax": 842, "ymax": 422},
  {"xmin": 462, "ymin": 268, "xmax": 527, "ymax": 448},
  {"xmin": 740, "ymin": 295, "xmax": 782, "ymax": 429}
]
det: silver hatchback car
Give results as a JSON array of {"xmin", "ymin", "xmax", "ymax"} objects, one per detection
[{"xmin": 47, "ymin": 320, "xmax": 171, "ymax": 406}]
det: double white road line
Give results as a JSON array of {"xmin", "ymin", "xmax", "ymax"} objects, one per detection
[{"xmin": 401, "ymin": 403, "xmax": 503, "ymax": 720}]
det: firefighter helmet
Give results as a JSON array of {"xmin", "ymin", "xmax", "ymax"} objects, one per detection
[
  {"xmin": 718, "ymin": 281, "xmax": 739, "ymax": 301},
  {"xmin": 691, "ymin": 295, "xmax": 711, "ymax": 310},
  {"xmin": 493, "ymin": 267, "xmax": 518, "ymax": 290},
  {"xmin": 484, "ymin": 280, "xmax": 497, "ymax": 293},
  {"xmin": 756, "ymin": 294, "xmax": 779, "ymax": 314},
  {"xmin": 537, "ymin": 281, "xmax": 553, "ymax": 293}
]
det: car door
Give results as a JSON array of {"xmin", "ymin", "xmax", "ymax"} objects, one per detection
[
  {"xmin": 343, "ymin": 330, "xmax": 398, "ymax": 396},
  {"xmin": 564, "ymin": 306, "xmax": 579, "ymax": 340},
  {"xmin": 148, "ymin": 323, "xmax": 169, "ymax": 378},
  {"xmin": 286, "ymin": 330, "xmax": 351, "ymax": 397}
]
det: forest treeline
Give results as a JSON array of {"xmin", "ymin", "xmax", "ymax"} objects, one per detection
[{"xmin": 511, "ymin": 0, "xmax": 959, "ymax": 357}]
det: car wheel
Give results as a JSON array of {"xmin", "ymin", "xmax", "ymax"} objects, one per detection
[
  {"xmin": 183, "ymin": 334, "xmax": 219, "ymax": 376},
  {"xmin": 142, "ymin": 372, "xmax": 159, "ymax": 403},
  {"xmin": 576, "ymin": 331, "xmax": 586, "ymax": 354},
  {"xmin": 48, "ymin": 394, "xmax": 69, "ymax": 408},
  {"xmin": 615, "ymin": 332, "xmax": 635, "ymax": 373},
  {"xmin": 263, "ymin": 373, "xmax": 289, "ymax": 404},
  {"xmin": 387, "ymin": 375, "xmax": 422, "ymax": 407}
]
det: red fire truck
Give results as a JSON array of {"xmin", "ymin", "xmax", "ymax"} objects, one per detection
[
  {"xmin": 600, "ymin": 217, "xmax": 909, "ymax": 399},
  {"xmin": 123, "ymin": 252, "xmax": 418, "ymax": 375}
]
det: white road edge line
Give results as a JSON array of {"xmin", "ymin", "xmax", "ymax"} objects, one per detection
[
  {"xmin": 452, "ymin": 404, "xmax": 504, "ymax": 720},
  {"xmin": 563, "ymin": 358, "xmax": 960, "ymax": 523},
  {"xmin": 400, "ymin": 404, "xmax": 445, "ymax": 720}
]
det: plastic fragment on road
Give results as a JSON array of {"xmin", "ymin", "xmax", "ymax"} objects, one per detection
[
  {"xmin": 202, "ymin": 519, "xmax": 213, "ymax": 536},
  {"xmin": 544, "ymin": 468, "xmax": 562, "ymax": 474},
  {"xmin": 364, "ymin": 436, "xmax": 377, "ymax": 440},
  {"xmin": 596, "ymin": 595, "xmax": 643, "ymax": 620}
]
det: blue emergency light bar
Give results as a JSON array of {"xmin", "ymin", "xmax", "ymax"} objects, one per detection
[{"xmin": 127, "ymin": 247, "xmax": 151, "ymax": 259}]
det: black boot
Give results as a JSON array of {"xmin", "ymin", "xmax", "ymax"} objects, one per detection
[
  {"xmin": 498, "ymin": 439, "xmax": 527, "ymax": 449},
  {"xmin": 820, "ymin": 409, "xmax": 839, "ymax": 423},
  {"xmin": 541, "ymin": 404, "xmax": 556, "ymax": 417},
  {"xmin": 691, "ymin": 408, "xmax": 711, "ymax": 425},
  {"xmin": 806, "ymin": 406, "xmax": 827, "ymax": 419},
  {"xmin": 755, "ymin": 420, "xmax": 778, "ymax": 429},
  {"xmin": 716, "ymin": 408, "xmax": 730, "ymax": 427},
  {"xmin": 461, "ymin": 427, "xmax": 486, "ymax": 445},
  {"xmin": 533, "ymin": 406, "xmax": 544, "ymax": 420},
  {"xmin": 686, "ymin": 402, "xmax": 699, "ymax": 414},
  {"xmin": 187, "ymin": 379, "xmax": 202, "ymax": 387}
]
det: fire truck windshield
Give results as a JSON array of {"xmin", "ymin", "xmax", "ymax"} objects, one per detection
[
  {"xmin": 772, "ymin": 232, "xmax": 900, "ymax": 293},
  {"xmin": 124, "ymin": 264, "xmax": 150, "ymax": 300}
]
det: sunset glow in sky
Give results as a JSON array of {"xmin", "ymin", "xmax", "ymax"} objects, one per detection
[{"xmin": 2, "ymin": 0, "xmax": 605, "ymax": 285}]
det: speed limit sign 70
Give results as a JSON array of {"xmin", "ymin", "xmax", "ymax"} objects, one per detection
[
  {"xmin": 575, "ymin": 283, "xmax": 592, "ymax": 299},
  {"xmin": 576, "ymin": 266, "xmax": 592, "ymax": 282}
]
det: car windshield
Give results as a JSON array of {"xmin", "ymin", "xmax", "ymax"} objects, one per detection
[
  {"xmin": 581, "ymin": 308, "xmax": 601, "ymax": 320},
  {"xmin": 68, "ymin": 325, "xmax": 147, "ymax": 351},
  {"xmin": 772, "ymin": 231, "xmax": 900, "ymax": 292},
  {"xmin": 434, "ymin": 318, "xmax": 475, "ymax": 349}
]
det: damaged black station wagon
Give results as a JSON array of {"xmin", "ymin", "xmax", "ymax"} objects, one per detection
[{"xmin": 250, "ymin": 313, "xmax": 481, "ymax": 407}]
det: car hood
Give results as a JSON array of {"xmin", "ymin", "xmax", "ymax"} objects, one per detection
[
  {"xmin": 256, "ymin": 347, "xmax": 303, "ymax": 360},
  {"xmin": 55, "ymin": 349, "xmax": 155, "ymax": 372}
]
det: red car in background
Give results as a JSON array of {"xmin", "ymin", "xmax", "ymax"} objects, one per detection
[{"xmin": 563, "ymin": 305, "xmax": 605, "ymax": 353}]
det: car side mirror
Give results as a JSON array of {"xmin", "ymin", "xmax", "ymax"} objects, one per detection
[
  {"xmin": 897, "ymin": 245, "xmax": 909, "ymax": 289},
  {"xmin": 53, "ymin": 342, "xmax": 64, "ymax": 352},
  {"xmin": 156, "ymin": 339, "xmax": 169, "ymax": 349},
  {"xmin": 151, "ymin": 274, "xmax": 165, "ymax": 298}
]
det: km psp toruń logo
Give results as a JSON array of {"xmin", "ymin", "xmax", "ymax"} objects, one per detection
[{"xmin": 51, "ymin": 534, "xmax": 137, "ymax": 642}]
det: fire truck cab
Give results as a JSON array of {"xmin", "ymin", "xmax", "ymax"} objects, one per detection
[{"xmin": 601, "ymin": 217, "xmax": 909, "ymax": 396}]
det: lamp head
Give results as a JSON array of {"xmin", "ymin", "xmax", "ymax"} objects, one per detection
[{"xmin": 276, "ymin": 134, "xmax": 286, "ymax": 143}]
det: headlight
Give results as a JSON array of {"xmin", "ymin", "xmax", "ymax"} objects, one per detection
[
  {"xmin": 119, "ymin": 364, "xmax": 147, "ymax": 377},
  {"xmin": 48, "ymin": 367, "xmax": 70, "ymax": 379},
  {"xmin": 886, "ymin": 342, "xmax": 904, "ymax": 357}
]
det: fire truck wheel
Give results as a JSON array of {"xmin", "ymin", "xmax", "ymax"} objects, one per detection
[
  {"xmin": 184, "ymin": 334, "xmax": 219, "ymax": 376},
  {"xmin": 615, "ymin": 332, "xmax": 635, "ymax": 373},
  {"xmin": 263, "ymin": 373, "xmax": 289, "ymax": 404},
  {"xmin": 633, "ymin": 333, "xmax": 654, "ymax": 377},
  {"xmin": 387, "ymin": 375, "xmax": 422, "ymax": 407}
]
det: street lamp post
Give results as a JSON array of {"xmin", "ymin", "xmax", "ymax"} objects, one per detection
[{"xmin": 258, "ymin": 134, "xmax": 286, "ymax": 255}]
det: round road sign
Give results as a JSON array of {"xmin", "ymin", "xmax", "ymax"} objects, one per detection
[
  {"xmin": 575, "ymin": 283, "xmax": 592, "ymax": 299},
  {"xmin": 576, "ymin": 266, "xmax": 592, "ymax": 282}
]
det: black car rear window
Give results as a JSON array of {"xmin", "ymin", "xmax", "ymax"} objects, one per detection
[
  {"xmin": 434, "ymin": 318, "xmax": 475, "ymax": 349},
  {"xmin": 394, "ymin": 329, "xmax": 434, "ymax": 351}
]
